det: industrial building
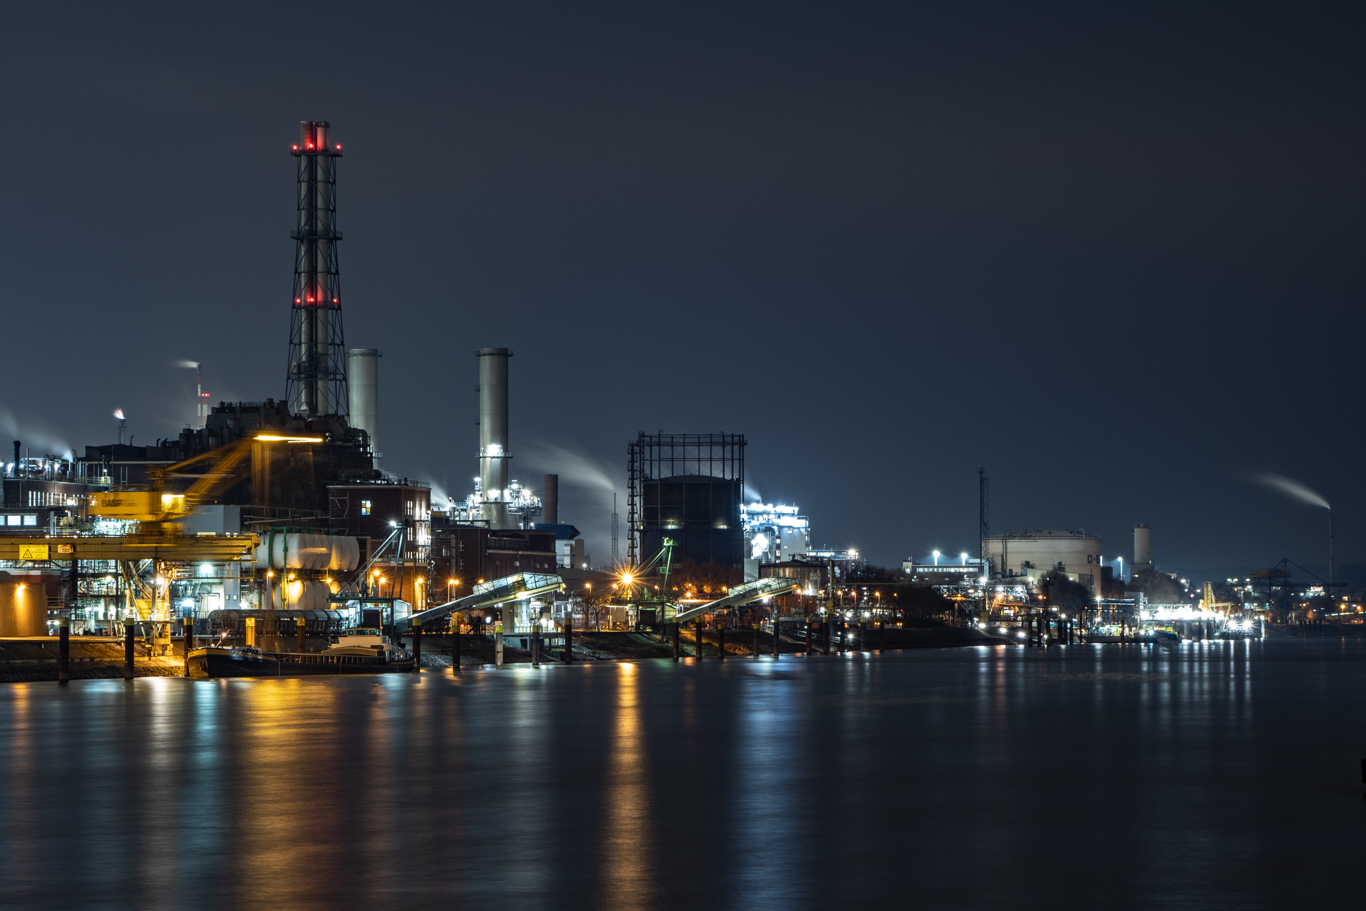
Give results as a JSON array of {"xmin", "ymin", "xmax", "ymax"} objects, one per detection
[
  {"xmin": 0, "ymin": 120, "xmax": 443, "ymax": 635},
  {"xmin": 983, "ymin": 529, "xmax": 1104, "ymax": 593},
  {"xmin": 628, "ymin": 433, "xmax": 745, "ymax": 570},
  {"xmin": 742, "ymin": 502, "xmax": 811, "ymax": 581}
]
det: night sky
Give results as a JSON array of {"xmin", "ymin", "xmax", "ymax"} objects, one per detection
[{"xmin": 2, "ymin": 3, "xmax": 1361, "ymax": 582}]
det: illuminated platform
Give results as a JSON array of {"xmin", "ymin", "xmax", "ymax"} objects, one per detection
[{"xmin": 0, "ymin": 535, "xmax": 258, "ymax": 563}]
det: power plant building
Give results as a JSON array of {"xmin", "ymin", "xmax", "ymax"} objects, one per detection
[{"xmin": 984, "ymin": 529, "xmax": 1104, "ymax": 593}]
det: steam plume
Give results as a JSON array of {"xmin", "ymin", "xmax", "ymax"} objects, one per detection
[
  {"xmin": 172, "ymin": 359, "xmax": 200, "ymax": 369},
  {"xmin": 1249, "ymin": 471, "xmax": 1330, "ymax": 510}
]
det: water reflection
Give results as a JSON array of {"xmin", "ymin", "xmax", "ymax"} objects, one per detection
[
  {"xmin": 601, "ymin": 663, "xmax": 652, "ymax": 910},
  {"xmin": 0, "ymin": 640, "xmax": 1362, "ymax": 909}
]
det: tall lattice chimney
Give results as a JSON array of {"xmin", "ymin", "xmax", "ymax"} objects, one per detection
[{"xmin": 285, "ymin": 120, "xmax": 348, "ymax": 417}]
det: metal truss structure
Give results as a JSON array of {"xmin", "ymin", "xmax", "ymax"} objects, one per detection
[
  {"xmin": 285, "ymin": 121, "xmax": 349, "ymax": 418},
  {"xmin": 626, "ymin": 432, "xmax": 745, "ymax": 567}
]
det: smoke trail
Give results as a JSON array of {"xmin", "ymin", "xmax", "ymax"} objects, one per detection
[
  {"xmin": 516, "ymin": 439, "xmax": 625, "ymax": 565},
  {"xmin": 171, "ymin": 359, "xmax": 199, "ymax": 369},
  {"xmin": 1249, "ymin": 471, "xmax": 1330, "ymax": 510},
  {"xmin": 0, "ymin": 406, "xmax": 74, "ymax": 458},
  {"xmin": 517, "ymin": 439, "xmax": 620, "ymax": 495}
]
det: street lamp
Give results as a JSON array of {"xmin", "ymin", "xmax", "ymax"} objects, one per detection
[
  {"xmin": 933, "ymin": 550, "xmax": 941, "ymax": 566},
  {"xmin": 960, "ymin": 552, "xmax": 968, "ymax": 565}
]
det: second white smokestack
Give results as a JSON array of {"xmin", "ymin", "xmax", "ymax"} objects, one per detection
[
  {"xmin": 477, "ymin": 348, "xmax": 512, "ymax": 528},
  {"xmin": 348, "ymin": 348, "xmax": 382, "ymax": 466}
]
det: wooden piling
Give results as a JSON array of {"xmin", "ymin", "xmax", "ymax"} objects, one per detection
[
  {"xmin": 718, "ymin": 625, "xmax": 725, "ymax": 661},
  {"xmin": 772, "ymin": 620, "xmax": 780, "ymax": 659},
  {"xmin": 57, "ymin": 618, "xmax": 69, "ymax": 683},
  {"xmin": 124, "ymin": 623, "xmax": 135, "ymax": 680},
  {"xmin": 531, "ymin": 625, "xmax": 540, "ymax": 667},
  {"xmin": 183, "ymin": 618, "xmax": 193, "ymax": 677},
  {"xmin": 413, "ymin": 623, "xmax": 423, "ymax": 671},
  {"xmin": 672, "ymin": 622, "xmax": 680, "ymax": 661},
  {"xmin": 453, "ymin": 623, "xmax": 461, "ymax": 669},
  {"xmin": 695, "ymin": 620, "xmax": 704, "ymax": 659},
  {"xmin": 753, "ymin": 624, "xmax": 759, "ymax": 658},
  {"xmin": 564, "ymin": 617, "xmax": 573, "ymax": 664}
]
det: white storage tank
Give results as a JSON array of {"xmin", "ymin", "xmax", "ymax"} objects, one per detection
[
  {"xmin": 982, "ymin": 529, "xmax": 1104, "ymax": 593},
  {"xmin": 1134, "ymin": 524, "xmax": 1151, "ymax": 568},
  {"xmin": 255, "ymin": 533, "xmax": 360, "ymax": 571}
]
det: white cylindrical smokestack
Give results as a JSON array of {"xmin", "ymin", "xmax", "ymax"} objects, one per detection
[
  {"xmin": 348, "ymin": 348, "xmax": 382, "ymax": 466},
  {"xmin": 1134, "ymin": 524, "xmax": 1151, "ymax": 567},
  {"xmin": 477, "ymin": 348, "xmax": 512, "ymax": 528},
  {"xmin": 543, "ymin": 474, "xmax": 559, "ymax": 525}
]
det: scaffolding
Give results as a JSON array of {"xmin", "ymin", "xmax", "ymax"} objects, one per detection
[{"xmin": 626, "ymin": 432, "xmax": 745, "ymax": 567}]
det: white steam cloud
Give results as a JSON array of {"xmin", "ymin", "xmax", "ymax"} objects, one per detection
[
  {"xmin": 0, "ymin": 406, "xmax": 74, "ymax": 458},
  {"xmin": 1249, "ymin": 471, "xmax": 1330, "ymax": 511},
  {"xmin": 517, "ymin": 439, "xmax": 619, "ymax": 495},
  {"xmin": 517, "ymin": 439, "xmax": 625, "ymax": 564},
  {"xmin": 172, "ymin": 359, "xmax": 200, "ymax": 369}
]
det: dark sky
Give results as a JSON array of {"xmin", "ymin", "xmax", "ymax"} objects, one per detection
[{"xmin": 2, "ymin": 2, "xmax": 1361, "ymax": 581}]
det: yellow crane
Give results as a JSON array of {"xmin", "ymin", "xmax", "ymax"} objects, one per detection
[{"xmin": 89, "ymin": 433, "xmax": 321, "ymax": 532}]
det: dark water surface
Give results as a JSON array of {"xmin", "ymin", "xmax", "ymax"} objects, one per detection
[{"xmin": 1, "ymin": 640, "xmax": 1363, "ymax": 910}]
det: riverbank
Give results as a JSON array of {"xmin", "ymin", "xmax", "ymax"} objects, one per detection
[
  {"xmin": 411, "ymin": 623, "xmax": 1016, "ymax": 667},
  {"xmin": 0, "ymin": 637, "xmax": 186, "ymax": 682},
  {"xmin": 0, "ymin": 623, "xmax": 1015, "ymax": 680}
]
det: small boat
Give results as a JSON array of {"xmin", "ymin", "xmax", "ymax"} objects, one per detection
[
  {"xmin": 187, "ymin": 629, "xmax": 416, "ymax": 678},
  {"xmin": 320, "ymin": 628, "xmax": 414, "ymax": 664},
  {"xmin": 187, "ymin": 645, "xmax": 281, "ymax": 679}
]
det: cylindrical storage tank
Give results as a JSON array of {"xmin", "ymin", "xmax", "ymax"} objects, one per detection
[
  {"xmin": 255, "ymin": 533, "xmax": 337, "ymax": 570},
  {"xmin": 1134, "ymin": 524, "xmax": 1151, "ymax": 567},
  {"xmin": 328, "ymin": 536, "xmax": 360, "ymax": 571},
  {"xmin": 543, "ymin": 474, "xmax": 559, "ymax": 525},
  {"xmin": 347, "ymin": 349, "xmax": 382, "ymax": 466},
  {"xmin": 477, "ymin": 347, "xmax": 512, "ymax": 528}
]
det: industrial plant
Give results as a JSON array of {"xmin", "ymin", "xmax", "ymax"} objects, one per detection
[{"xmin": 0, "ymin": 120, "xmax": 1356, "ymax": 675}]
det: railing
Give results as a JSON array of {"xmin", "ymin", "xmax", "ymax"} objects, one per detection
[{"xmin": 269, "ymin": 652, "xmax": 408, "ymax": 667}]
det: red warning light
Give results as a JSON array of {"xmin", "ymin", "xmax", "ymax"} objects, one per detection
[
  {"xmin": 292, "ymin": 145, "xmax": 299, "ymax": 150},
  {"xmin": 335, "ymin": 145, "xmax": 341, "ymax": 150},
  {"xmin": 295, "ymin": 298, "xmax": 301, "ymax": 303},
  {"xmin": 332, "ymin": 297, "xmax": 338, "ymax": 303}
]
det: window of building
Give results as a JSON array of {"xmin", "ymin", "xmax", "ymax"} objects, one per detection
[
  {"xmin": 22, "ymin": 515, "xmax": 37, "ymax": 526},
  {"xmin": 5, "ymin": 515, "xmax": 19, "ymax": 526},
  {"xmin": 405, "ymin": 500, "xmax": 414, "ymax": 517},
  {"xmin": 360, "ymin": 500, "xmax": 372, "ymax": 516}
]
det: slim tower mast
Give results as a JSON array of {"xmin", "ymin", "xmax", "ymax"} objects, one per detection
[
  {"xmin": 285, "ymin": 120, "xmax": 348, "ymax": 417},
  {"xmin": 978, "ymin": 466, "xmax": 989, "ymax": 567}
]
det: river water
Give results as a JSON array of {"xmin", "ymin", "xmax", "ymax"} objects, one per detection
[{"xmin": 0, "ymin": 639, "xmax": 1362, "ymax": 910}]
